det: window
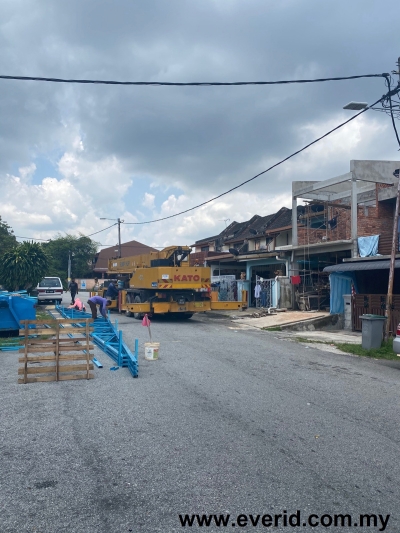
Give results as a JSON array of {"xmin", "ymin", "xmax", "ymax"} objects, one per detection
[
  {"xmin": 254, "ymin": 239, "xmax": 260, "ymax": 251},
  {"xmin": 38, "ymin": 278, "xmax": 62, "ymax": 288},
  {"xmin": 201, "ymin": 246, "xmax": 209, "ymax": 252},
  {"xmin": 309, "ymin": 214, "xmax": 326, "ymax": 230}
]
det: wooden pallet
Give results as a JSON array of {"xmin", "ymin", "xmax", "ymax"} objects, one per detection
[{"xmin": 18, "ymin": 318, "xmax": 94, "ymax": 384}]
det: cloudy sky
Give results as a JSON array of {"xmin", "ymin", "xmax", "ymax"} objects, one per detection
[{"xmin": 1, "ymin": 0, "xmax": 399, "ymax": 250}]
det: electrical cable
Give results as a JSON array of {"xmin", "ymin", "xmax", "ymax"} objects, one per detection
[
  {"xmin": 15, "ymin": 223, "xmax": 118, "ymax": 242},
  {"xmin": 84, "ymin": 223, "xmax": 118, "ymax": 237},
  {"xmin": 383, "ymin": 74, "xmax": 400, "ymax": 149},
  {"xmin": 15, "ymin": 236, "xmax": 49, "ymax": 241},
  {"xmin": 124, "ymin": 92, "xmax": 388, "ymax": 226},
  {"xmin": 0, "ymin": 73, "xmax": 387, "ymax": 86}
]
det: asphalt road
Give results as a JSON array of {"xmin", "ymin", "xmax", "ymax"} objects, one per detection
[{"xmin": 1, "ymin": 292, "xmax": 400, "ymax": 532}]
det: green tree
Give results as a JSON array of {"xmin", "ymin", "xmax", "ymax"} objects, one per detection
[
  {"xmin": 44, "ymin": 234, "xmax": 99, "ymax": 283},
  {"xmin": 0, "ymin": 216, "xmax": 17, "ymax": 256},
  {"xmin": 0, "ymin": 241, "xmax": 49, "ymax": 291}
]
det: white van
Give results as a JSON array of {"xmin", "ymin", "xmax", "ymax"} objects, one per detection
[{"xmin": 36, "ymin": 277, "xmax": 64, "ymax": 304}]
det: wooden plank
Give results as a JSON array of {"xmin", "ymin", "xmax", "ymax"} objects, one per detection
[
  {"xmin": 18, "ymin": 345, "xmax": 94, "ymax": 353},
  {"xmin": 19, "ymin": 327, "xmax": 93, "ymax": 335},
  {"xmin": 18, "ymin": 373, "xmax": 94, "ymax": 384},
  {"xmin": 23, "ymin": 320, "xmax": 28, "ymax": 385},
  {"xmin": 20, "ymin": 318, "xmax": 94, "ymax": 325},
  {"xmin": 85, "ymin": 320, "xmax": 90, "ymax": 379},
  {"xmin": 55, "ymin": 322, "xmax": 60, "ymax": 381},
  {"xmin": 18, "ymin": 364, "xmax": 94, "ymax": 374},
  {"xmin": 19, "ymin": 337, "xmax": 89, "ymax": 345},
  {"xmin": 19, "ymin": 355, "xmax": 95, "ymax": 362}
]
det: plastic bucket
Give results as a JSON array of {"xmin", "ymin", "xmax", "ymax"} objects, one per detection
[{"xmin": 144, "ymin": 342, "xmax": 160, "ymax": 360}]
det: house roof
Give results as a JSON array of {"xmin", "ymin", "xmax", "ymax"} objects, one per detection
[
  {"xmin": 238, "ymin": 214, "xmax": 276, "ymax": 240},
  {"xmin": 93, "ymin": 240, "xmax": 158, "ymax": 272},
  {"xmin": 324, "ymin": 260, "xmax": 400, "ymax": 272},
  {"xmin": 194, "ymin": 234, "xmax": 221, "ymax": 245}
]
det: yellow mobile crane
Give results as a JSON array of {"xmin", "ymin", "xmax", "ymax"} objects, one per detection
[{"xmin": 103, "ymin": 246, "xmax": 245, "ymax": 318}]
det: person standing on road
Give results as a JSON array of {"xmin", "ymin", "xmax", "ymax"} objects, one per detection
[
  {"xmin": 69, "ymin": 278, "xmax": 79, "ymax": 305},
  {"xmin": 87, "ymin": 295, "xmax": 112, "ymax": 319}
]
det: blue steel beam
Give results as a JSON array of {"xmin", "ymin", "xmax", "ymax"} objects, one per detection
[{"xmin": 53, "ymin": 305, "xmax": 139, "ymax": 377}]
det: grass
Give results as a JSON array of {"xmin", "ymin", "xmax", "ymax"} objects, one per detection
[
  {"xmin": 35, "ymin": 306, "xmax": 51, "ymax": 321},
  {"xmin": 0, "ymin": 306, "xmax": 52, "ymax": 349},
  {"xmin": 0, "ymin": 337, "xmax": 20, "ymax": 348},
  {"xmin": 295, "ymin": 336, "xmax": 399, "ymax": 361},
  {"xmin": 264, "ymin": 326, "xmax": 283, "ymax": 331},
  {"xmin": 334, "ymin": 339, "xmax": 399, "ymax": 360}
]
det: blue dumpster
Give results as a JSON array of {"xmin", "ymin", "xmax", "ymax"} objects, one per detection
[{"xmin": 0, "ymin": 292, "xmax": 37, "ymax": 334}]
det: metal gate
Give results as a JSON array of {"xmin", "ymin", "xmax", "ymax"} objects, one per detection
[
  {"xmin": 352, "ymin": 294, "xmax": 400, "ymax": 334},
  {"xmin": 255, "ymin": 276, "xmax": 276, "ymax": 308}
]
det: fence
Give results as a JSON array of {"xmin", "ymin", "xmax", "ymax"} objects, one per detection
[
  {"xmin": 211, "ymin": 277, "xmax": 244, "ymax": 302},
  {"xmin": 352, "ymin": 294, "xmax": 400, "ymax": 334},
  {"xmin": 18, "ymin": 318, "xmax": 94, "ymax": 384}
]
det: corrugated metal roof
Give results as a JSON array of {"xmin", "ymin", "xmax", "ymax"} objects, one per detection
[{"xmin": 324, "ymin": 259, "xmax": 400, "ymax": 272}]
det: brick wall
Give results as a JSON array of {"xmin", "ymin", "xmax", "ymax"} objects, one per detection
[{"xmin": 297, "ymin": 193, "xmax": 394, "ymax": 253}]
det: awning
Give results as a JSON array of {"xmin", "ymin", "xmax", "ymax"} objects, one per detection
[{"xmin": 324, "ymin": 259, "xmax": 400, "ymax": 273}]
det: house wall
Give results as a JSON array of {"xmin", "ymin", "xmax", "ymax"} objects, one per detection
[
  {"xmin": 275, "ymin": 231, "xmax": 291, "ymax": 247},
  {"xmin": 297, "ymin": 200, "xmax": 394, "ymax": 254}
]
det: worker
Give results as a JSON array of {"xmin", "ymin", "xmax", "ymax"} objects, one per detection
[
  {"xmin": 68, "ymin": 297, "xmax": 86, "ymax": 312},
  {"xmin": 87, "ymin": 295, "xmax": 112, "ymax": 319},
  {"xmin": 105, "ymin": 280, "xmax": 119, "ymax": 300},
  {"xmin": 68, "ymin": 278, "xmax": 79, "ymax": 305}
]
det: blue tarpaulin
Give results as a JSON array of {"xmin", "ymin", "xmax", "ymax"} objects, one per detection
[
  {"xmin": 329, "ymin": 272, "xmax": 358, "ymax": 314},
  {"xmin": 357, "ymin": 235, "xmax": 379, "ymax": 257}
]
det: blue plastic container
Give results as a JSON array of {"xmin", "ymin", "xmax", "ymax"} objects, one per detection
[{"xmin": 0, "ymin": 292, "xmax": 37, "ymax": 334}]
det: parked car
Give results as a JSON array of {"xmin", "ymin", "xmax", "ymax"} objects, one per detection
[
  {"xmin": 35, "ymin": 277, "xmax": 64, "ymax": 304},
  {"xmin": 393, "ymin": 324, "xmax": 400, "ymax": 355}
]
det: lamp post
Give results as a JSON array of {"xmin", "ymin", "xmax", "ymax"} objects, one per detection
[
  {"xmin": 100, "ymin": 217, "xmax": 124, "ymax": 258},
  {"xmin": 68, "ymin": 251, "xmax": 71, "ymax": 283}
]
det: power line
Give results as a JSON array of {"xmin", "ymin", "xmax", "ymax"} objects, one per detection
[
  {"xmin": 123, "ymin": 91, "xmax": 389, "ymax": 226},
  {"xmin": 0, "ymin": 73, "xmax": 387, "ymax": 87},
  {"xmin": 383, "ymin": 74, "xmax": 400, "ymax": 148},
  {"xmin": 84, "ymin": 223, "xmax": 118, "ymax": 237},
  {"xmin": 15, "ymin": 236, "xmax": 49, "ymax": 241},
  {"xmin": 14, "ymin": 223, "xmax": 118, "ymax": 242}
]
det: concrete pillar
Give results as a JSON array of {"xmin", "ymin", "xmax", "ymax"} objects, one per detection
[
  {"xmin": 351, "ymin": 174, "xmax": 358, "ymax": 257},
  {"xmin": 292, "ymin": 196, "xmax": 298, "ymax": 247}
]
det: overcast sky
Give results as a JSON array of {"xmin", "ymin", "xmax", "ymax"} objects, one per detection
[{"xmin": 1, "ymin": 0, "xmax": 399, "ymax": 250}]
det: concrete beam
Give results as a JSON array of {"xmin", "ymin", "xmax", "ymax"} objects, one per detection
[
  {"xmin": 293, "ymin": 172, "xmax": 352, "ymax": 198},
  {"xmin": 329, "ymin": 184, "xmax": 376, "ymax": 201},
  {"xmin": 351, "ymin": 160, "xmax": 400, "ymax": 181},
  {"xmin": 378, "ymin": 185, "xmax": 397, "ymax": 202}
]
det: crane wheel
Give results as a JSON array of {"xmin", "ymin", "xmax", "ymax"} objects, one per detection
[
  {"xmin": 133, "ymin": 295, "xmax": 144, "ymax": 320},
  {"xmin": 125, "ymin": 293, "xmax": 134, "ymax": 317}
]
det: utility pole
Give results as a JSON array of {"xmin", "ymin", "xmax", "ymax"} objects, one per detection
[
  {"xmin": 100, "ymin": 217, "xmax": 123, "ymax": 258},
  {"xmin": 385, "ymin": 170, "xmax": 400, "ymax": 340},
  {"xmin": 68, "ymin": 251, "xmax": 71, "ymax": 283},
  {"xmin": 384, "ymin": 57, "xmax": 400, "ymax": 341},
  {"xmin": 117, "ymin": 217, "xmax": 122, "ymax": 258}
]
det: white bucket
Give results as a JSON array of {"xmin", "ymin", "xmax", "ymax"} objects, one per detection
[{"xmin": 144, "ymin": 342, "xmax": 160, "ymax": 360}]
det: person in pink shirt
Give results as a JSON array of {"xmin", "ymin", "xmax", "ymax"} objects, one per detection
[{"xmin": 68, "ymin": 297, "xmax": 86, "ymax": 312}]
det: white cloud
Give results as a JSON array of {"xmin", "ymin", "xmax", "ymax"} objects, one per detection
[
  {"xmin": 142, "ymin": 192, "xmax": 155, "ymax": 209},
  {"xmin": 0, "ymin": 0, "xmax": 399, "ymax": 253}
]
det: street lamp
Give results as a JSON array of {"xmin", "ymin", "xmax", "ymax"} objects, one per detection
[
  {"xmin": 67, "ymin": 251, "xmax": 75, "ymax": 283},
  {"xmin": 100, "ymin": 217, "xmax": 124, "ymax": 258},
  {"xmin": 343, "ymin": 101, "xmax": 368, "ymax": 110}
]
